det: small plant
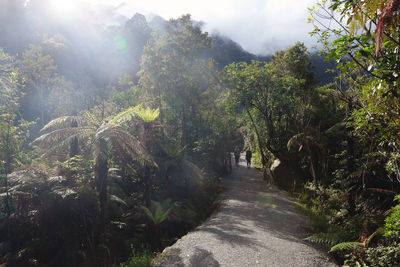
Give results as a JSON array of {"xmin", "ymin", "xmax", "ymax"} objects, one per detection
[
  {"xmin": 141, "ymin": 199, "xmax": 173, "ymax": 249},
  {"xmin": 141, "ymin": 199, "xmax": 173, "ymax": 225},
  {"xmin": 384, "ymin": 195, "xmax": 400, "ymax": 237},
  {"xmin": 119, "ymin": 245, "xmax": 151, "ymax": 267}
]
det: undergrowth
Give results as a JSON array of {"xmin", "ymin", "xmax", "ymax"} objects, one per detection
[
  {"xmin": 119, "ymin": 246, "xmax": 152, "ymax": 267},
  {"xmin": 297, "ymin": 182, "xmax": 400, "ymax": 266}
]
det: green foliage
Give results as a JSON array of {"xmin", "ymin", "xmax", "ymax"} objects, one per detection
[
  {"xmin": 119, "ymin": 245, "xmax": 152, "ymax": 267},
  {"xmin": 0, "ymin": 10, "xmax": 231, "ymax": 267},
  {"xmin": 0, "ymin": 167, "xmax": 100, "ymax": 266},
  {"xmin": 330, "ymin": 242, "xmax": 363, "ymax": 253},
  {"xmin": 296, "ymin": 202, "xmax": 331, "ymax": 232},
  {"xmin": 132, "ymin": 106, "xmax": 160, "ymax": 123},
  {"xmin": 35, "ymin": 108, "xmax": 155, "ymax": 166},
  {"xmin": 222, "ymin": 58, "xmax": 305, "ymax": 164},
  {"xmin": 141, "ymin": 199, "xmax": 173, "ymax": 225},
  {"xmin": 384, "ymin": 195, "xmax": 400, "ymax": 237},
  {"xmin": 304, "ymin": 4, "xmax": 400, "ymax": 265},
  {"xmin": 365, "ymin": 240, "xmax": 400, "ymax": 267},
  {"xmin": 58, "ymin": 155, "xmax": 94, "ymax": 183},
  {"xmin": 305, "ymin": 232, "xmax": 348, "ymax": 246}
]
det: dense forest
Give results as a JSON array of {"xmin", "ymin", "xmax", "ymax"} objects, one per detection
[{"xmin": 0, "ymin": 0, "xmax": 399, "ymax": 266}]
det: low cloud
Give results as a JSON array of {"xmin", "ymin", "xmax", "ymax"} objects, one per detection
[
  {"xmin": 116, "ymin": 0, "xmax": 318, "ymax": 55},
  {"xmin": 60, "ymin": 0, "xmax": 318, "ymax": 55}
]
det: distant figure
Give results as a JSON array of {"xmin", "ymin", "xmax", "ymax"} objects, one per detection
[
  {"xmin": 245, "ymin": 149, "xmax": 252, "ymax": 168},
  {"xmin": 234, "ymin": 146, "xmax": 240, "ymax": 167}
]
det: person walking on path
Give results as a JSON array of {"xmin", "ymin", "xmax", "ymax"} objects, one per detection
[
  {"xmin": 234, "ymin": 146, "xmax": 240, "ymax": 167},
  {"xmin": 246, "ymin": 149, "xmax": 252, "ymax": 168}
]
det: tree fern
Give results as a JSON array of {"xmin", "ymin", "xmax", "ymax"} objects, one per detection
[
  {"xmin": 40, "ymin": 116, "xmax": 82, "ymax": 133},
  {"xmin": 141, "ymin": 199, "xmax": 173, "ymax": 225},
  {"xmin": 133, "ymin": 106, "xmax": 160, "ymax": 123},
  {"xmin": 106, "ymin": 106, "xmax": 138, "ymax": 126},
  {"xmin": 35, "ymin": 108, "xmax": 156, "ymax": 227}
]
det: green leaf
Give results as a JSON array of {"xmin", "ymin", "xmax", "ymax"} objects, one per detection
[{"xmin": 329, "ymin": 242, "xmax": 363, "ymax": 253}]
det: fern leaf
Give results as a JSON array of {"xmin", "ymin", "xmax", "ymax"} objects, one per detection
[
  {"xmin": 159, "ymin": 207, "xmax": 172, "ymax": 223},
  {"xmin": 34, "ymin": 127, "xmax": 93, "ymax": 148},
  {"xmin": 108, "ymin": 127, "xmax": 157, "ymax": 167},
  {"xmin": 40, "ymin": 116, "xmax": 83, "ymax": 133},
  {"xmin": 141, "ymin": 205, "xmax": 155, "ymax": 223},
  {"xmin": 329, "ymin": 242, "xmax": 363, "ymax": 253},
  {"xmin": 365, "ymin": 227, "xmax": 384, "ymax": 246},
  {"xmin": 305, "ymin": 232, "xmax": 341, "ymax": 246},
  {"xmin": 107, "ymin": 107, "xmax": 138, "ymax": 127},
  {"xmin": 83, "ymin": 111, "xmax": 101, "ymax": 128},
  {"xmin": 366, "ymin": 188, "xmax": 396, "ymax": 195},
  {"xmin": 153, "ymin": 201, "xmax": 164, "ymax": 224},
  {"xmin": 109, "ymin": 194, "xmax": 128, "ymax": 206},
  {"xmin": 134, "ymin": 106, "xmax": 159, "ymax": 123}
]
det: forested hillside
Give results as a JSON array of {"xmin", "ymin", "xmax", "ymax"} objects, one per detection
[{"xmin": 0, "ymin": 0, "xmax": 399, "ymax": 266}]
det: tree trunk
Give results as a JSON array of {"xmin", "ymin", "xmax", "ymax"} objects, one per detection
[
  {"xmin": 4, "ymin": 124, "xmax": 12, "ymax": 217},
  {"xmin": 181, "ymin": 107, "xmax": 187, "ymax": 149},
  {"xmin": 4, "ymin": 174, "xmax": 10, "ymax": 217},
  {"xmin": 246, "ymin": 109, "xmax": 267, "ymax": 165},
  {"xmin": 95, "ymin": 140, "xmax": 109, "ymax": 230},
  {"xmin": 69, "ymin": 117, "xmax": 79, "ymax": 158},
  {"xmin": 346, "ymin": 100, "xmax": 356, "ymax": 215},
  {"xmin": 144, "ymin": 165, "xmax": 151, "ymax": 207},
  {"xmin": 347, "ymin": 130, "xmax": 356, "ymax": 215},
  {"xmin": 158, "ymin": 90, "xmax": 165, "ymax": 142}
]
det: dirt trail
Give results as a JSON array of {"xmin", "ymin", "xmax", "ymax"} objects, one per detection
[{"xmin": 153, "ymin": 155, "xmax": 337, "ymax": 267}]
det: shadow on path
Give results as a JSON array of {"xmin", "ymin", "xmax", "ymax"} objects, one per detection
[{"xmin": 153, "ymin": 155, "xmax": 337, "ymax": 267}]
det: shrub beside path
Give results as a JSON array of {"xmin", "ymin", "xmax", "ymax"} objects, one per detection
[{"xmin": 153, "ymin": 156, "xmax": 338, "ymax": 267}]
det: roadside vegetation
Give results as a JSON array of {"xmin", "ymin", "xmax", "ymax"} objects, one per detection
[{"xmin": 0, "ymin": 0, "xmax": 399, "ymax": 266}]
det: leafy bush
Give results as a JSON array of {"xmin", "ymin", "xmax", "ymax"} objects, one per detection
[
  {"xmin": 119, "ymin": 245, "xmax": 152, "ymax": 267},
  {"xmin": 361, "ymin": 196, "xmax": 400, "ymax": 267},
  {"xmin": 384, "ymin": 195, "xmax": 400, "ymax": 237},
  {"xmin": 365, "ymin": 240, "xmax": 400, "ymax": 267}
]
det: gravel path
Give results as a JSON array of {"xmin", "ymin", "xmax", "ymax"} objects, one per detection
[{"xmin": 153, "ymin": 156, "xmax": 338, "ymax": 267}]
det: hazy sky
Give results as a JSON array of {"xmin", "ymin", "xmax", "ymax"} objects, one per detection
[{"xmin": 54, "ymin": 0, "xmax": 319, "ymax": 55}]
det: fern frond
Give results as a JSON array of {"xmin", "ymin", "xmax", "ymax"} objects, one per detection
[
  {"xmin": 107, "ymin": 106, "xmax": 139, "ymax": 127},
  {"xmin": 107, "ymin": 127, "xmax": 156, "ymax": 167},
  {"xmin": 141, "ymin": 205, "xmax": 155, "ymax": 222},
  {"xmin": 40, "ymin": 134, "xmax": 87, "ymax": 158},
  {"xmin": 157, "ymin": 207, "xmax": 172, "ymax": 224},
  {"xmin": 287, "ymin": 133, "xmax": 308, "ymax": 152},
  {"xmin": 365, "ymin": 227, "xmax": 384, "ymax": 246},
  {"xmin": 329, "ymin": 242, "xmax": 363, "ymax": 253},
  {"xmin": 109, "ymin": 194, "xmax": 128, "ymax": 206},
  {"xmin": 51, "ymin": 187, "xmax": 77, "ymax": 199},
  {"xmin": 305, "ymin": 232, "xmax": 346, "ymax": 246},
  {"xmin": 8, "ymin": 167, "xmax": 48, "ymax": 185},
  {"xmin": 34, "ymin": 127, "xmax": 94, "ymax": 148},
  {"xmin": 366, "ymin": 188, "xmax": 397, "ymax": 195},
  {"xmin": 40, "ymin": 116, "xmax": 82, "ymax": 133},
  {"xmin": 83, "ymin": 111, "xmax": 101, "ymax": 128},
  {"xmin": 141, "ymin": 200, "xmax": 172, "ymax": 225},
  {"xmin": 134, "ymin": 106, "xmax": 159, "ymax": 123},
  {"xmin": 325, "ymin": 122, "xmax": 346, "ymax": 136},
  {"xmin": 160, "ymin": 142, "xmax": 183, "ymax": 159}
]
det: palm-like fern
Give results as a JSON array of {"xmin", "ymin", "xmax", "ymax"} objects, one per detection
[
  {"xmin": 141, "ymin": 199, "xmax": 173, "ymax": 225},
  {"xmin": 34, "ymin": 106, "xmax": 158, "ymax": 225},
  {"xmin": 287, "ymin": 127, "xmax": 327, "ymax": 183}
]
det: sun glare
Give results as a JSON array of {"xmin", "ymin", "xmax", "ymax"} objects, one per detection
[{"xmin": 50, "ymin": 0, "xmax": 81, "ymax": 18}]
